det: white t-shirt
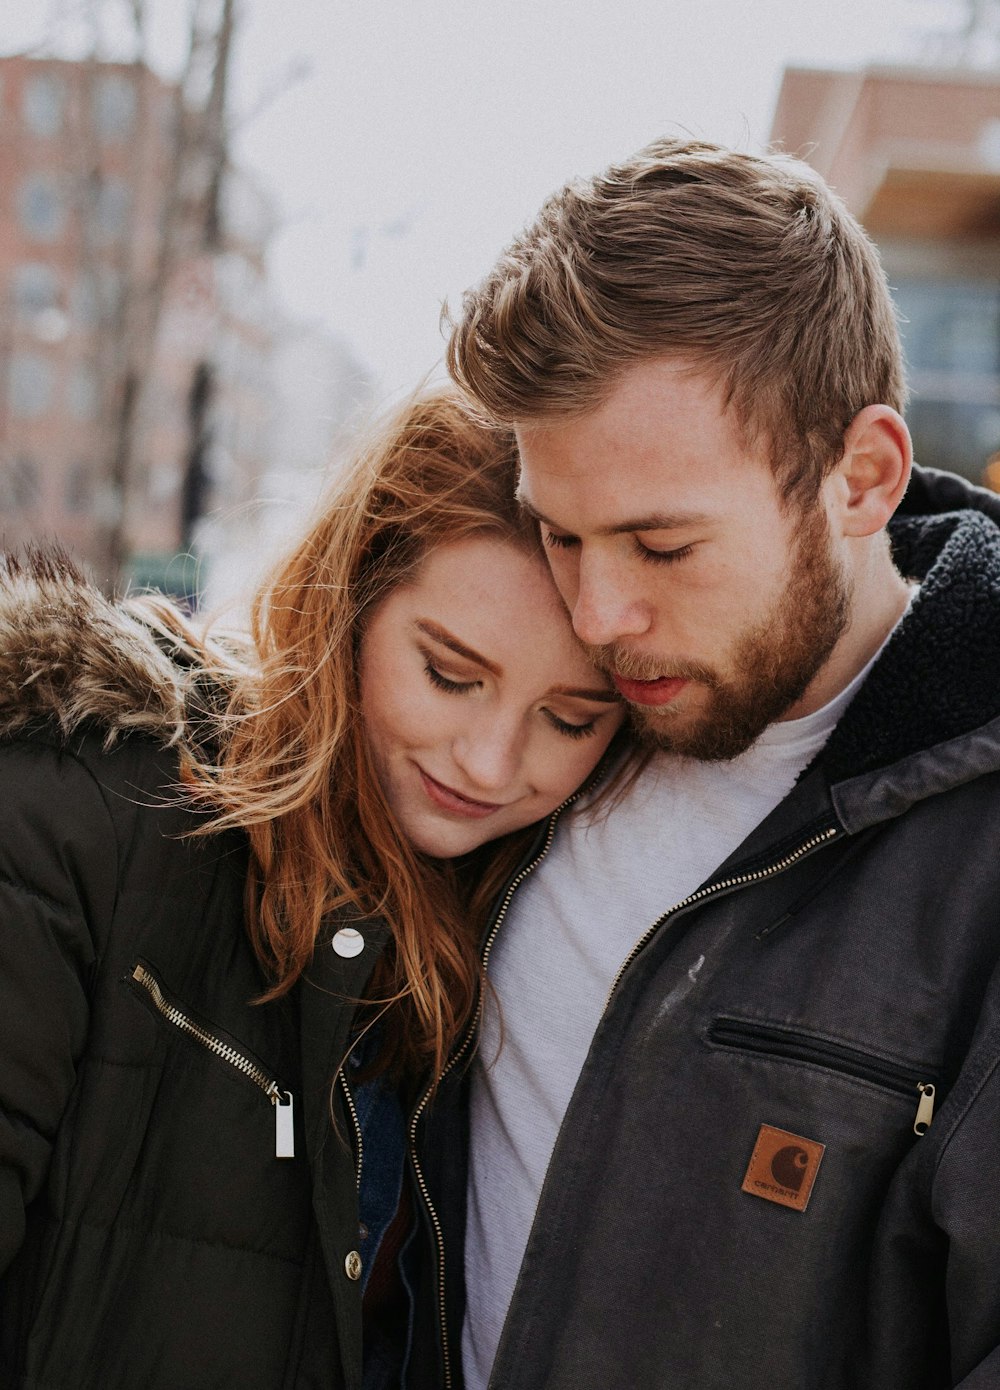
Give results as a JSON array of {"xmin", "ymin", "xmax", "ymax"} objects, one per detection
[{"xmin": 461, "ymin": 627, "xmax": 902, "ymax": 1390}]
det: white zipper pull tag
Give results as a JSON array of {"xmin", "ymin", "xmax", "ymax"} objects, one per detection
[
  {"xmin": 274, "ymin": 1090, "xmax": 295, "ymax": 1158},
  {"xmin": 914, "ymin": 1082, "xmax": 935, "ymax": 1136}
]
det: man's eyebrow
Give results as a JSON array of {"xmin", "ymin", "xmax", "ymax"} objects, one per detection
[
  {"xmin": 415, "ymin": 620, "xmax": 502, "ymax": 676},
  {"xmin": 517, "ymin": 494, "xmax": 712, "ymax": 536}
]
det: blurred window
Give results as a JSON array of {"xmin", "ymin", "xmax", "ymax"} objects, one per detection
[
  {"xmin": 895, "ymin": 278, "xmax": 1000, "ymax": 482},
  {"xmin": 11, "ymin": 263, "xmax": 60, "ymax": 319},
  {"xmin": 23, "ymin": 73, "xmax": 65, "ymax": 137},
  {"xmin": 18, "ymin": 175, "xmax": 66, "ymax": 242},
  {"xmin": 8, "ymin": 352, "xmax": 55, "ymax": 419},
  {"xmin": 68, "ymin": 364, "xmax": 100, "ymax": 421},
  {"xmin": 896, "ymin": 281, "xmax": 1000, "ymax": 377},
  {"xmin": 72, "ymin": 267, "xmax": 123, "ymax": 328},
  {"xmin": 72, "ymin": 273, "xmax": 99, "ymax": 328},
  {"xmin": 2, "ymin": 454, "xmax": 42, "ymax": 512},
  {"xmin": 907, "ymin": 398, "xmax": 1000, "ymax": 481},
  {"xmin": 65, "ymin": 460, "xmax": 94, "ymax": 514},
  {"xmin": 92, "ymin": 177, "xmax": 131, "ymax": 244},
  {"xmin": 94, "ymin": 73, "xmax": 137, "ymax": 139}
]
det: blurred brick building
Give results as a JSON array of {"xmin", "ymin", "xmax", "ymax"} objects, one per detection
[
  {"xmin": 0, "ymin": 53, "xmax": 274, "ymax": 593},
  {"xmin": 771, "ymin": 64, "xmax": 1000, "ymax": 484}
]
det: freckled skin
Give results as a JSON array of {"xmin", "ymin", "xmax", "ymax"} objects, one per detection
[{"xmin": 358, "ymin": 535, "xmax": 625, "ymax": 859}]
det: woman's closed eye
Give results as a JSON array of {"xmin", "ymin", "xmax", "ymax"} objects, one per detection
[
  {"xmin": 544, "ymin": 710, "xmax": 599, "ymax": 740},
  {"xmin": 543, "ymin": 529, "xmax": 577, "ymax": 551},
  {"xmin": 423, "ymin": 658, "xmax": 480, "ymax": 694}
]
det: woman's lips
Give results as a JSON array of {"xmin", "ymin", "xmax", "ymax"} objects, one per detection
[
  {"xmin": 611, "ymin": 673, "xmax": 689, "ymax": 707},
  {"xmin": 419, "ymin": 769, "xmax": 504, "ymax": 818}
]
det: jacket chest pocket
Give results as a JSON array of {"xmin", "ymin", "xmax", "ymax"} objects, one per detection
[
  {"xmin": 707, "ymin": 1016, "xmax": 937, "ymax": 1135},
  {"xmin": 129, "ymin": 960, "xmax": 295, "ymax": 1158}
]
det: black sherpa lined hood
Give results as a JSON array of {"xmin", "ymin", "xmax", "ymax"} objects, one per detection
[{"xmin": 824, "ymin": 466, "xmax": 1000, "ymax": 830}]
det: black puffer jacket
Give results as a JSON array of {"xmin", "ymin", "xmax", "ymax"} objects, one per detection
[
  {"xmin": 415, "ymin": 467, "xmax": 1000, "ymax": 1390},
  {"xmin": 0, "ymin": 556, "xmax": 393, "ymax": 1389}
]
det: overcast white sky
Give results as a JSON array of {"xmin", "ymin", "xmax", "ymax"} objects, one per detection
[{"xmin": 1, "ymin": 0, "xmax": 969, "ymax": 404}]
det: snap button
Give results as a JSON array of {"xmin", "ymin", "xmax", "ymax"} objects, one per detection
[
  {"xmin": 332, "ymin": 928, "xmax": 364, "ymax": 959},
  {"xmin": 345, "ymin": 1250, "xmax": 363, "ymax": 1281},
  {"xmin": 358, "ymin": 1222, "xmax": 370, "ymax": 1241}
]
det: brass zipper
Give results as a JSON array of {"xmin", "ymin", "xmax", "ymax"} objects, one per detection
[
  {"xmin": 409, "ymin": 805, "xmax": 840, "ymax": 1384},
  {"xmin": 605, "ymin": 824, "xmax": 842, "ymax": 1007},
  {"xmin": 130, "ymin": 962, "xmax": 294, "ymax": 1158},
  {"xmin": 710, "ymin": 1017, "xmax": 938, "ymax": 1135},
  {"xmin": 407, "ymin": 784, "xmax": 589, "ymax": 1390}
]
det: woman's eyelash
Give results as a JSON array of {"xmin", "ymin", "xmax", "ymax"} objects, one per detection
[
  {"xmin": 543, "ymin": 530, "xmax": 577, "ymax": 550},
  {"xmin": 423, "ymin": 661, "xmax": 477, "ymax": 694},
  {"xmin": 547, "ymin": 713, "xmax": 598, "ymax": 740},
  {"xmin": 424, "ymin": 658, "xmax": 599, "ymax": 740}
]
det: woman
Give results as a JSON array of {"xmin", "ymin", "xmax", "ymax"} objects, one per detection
[{"xmin": 0, "ymin": 389, "xmax": 623, "ymax": 1389}]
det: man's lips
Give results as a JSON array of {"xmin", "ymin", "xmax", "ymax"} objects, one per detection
[
  {"xmin": 611, "ymin": 673, "xmax": 690, "ymax": 707},
  {"xmin": 418, "ymin": 769, "xmax": 505, "ymax": 818}
]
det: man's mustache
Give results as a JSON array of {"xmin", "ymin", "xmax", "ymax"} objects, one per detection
[{"xmin": 584, "ymin": 643, "xmax": 720, "ymax": 689}]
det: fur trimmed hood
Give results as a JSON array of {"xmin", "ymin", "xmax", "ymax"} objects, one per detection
[{"xmin": 0, "ymin": 549, "xmax": 194, "ymax": 748}]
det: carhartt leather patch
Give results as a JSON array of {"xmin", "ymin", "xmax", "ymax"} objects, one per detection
[{"xmin": 741, "ymin": 1124, "xmax": 825, "ymax": 1211}]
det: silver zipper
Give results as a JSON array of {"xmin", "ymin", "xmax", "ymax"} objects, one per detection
[
  {"xmin": 131, "ymin": 962, "xmax": 294, "ymax": 1158},
  {"xmin": 407, "ymin": 783, "xmax": 589, "ymax": 1390},
  {"xmin": 339, "ymin": 1070, "xmax": 364, "ymax": 1187},
  {"xmin": 605, "ymin": 824, "xmax": 842, "ymax": 1007}
]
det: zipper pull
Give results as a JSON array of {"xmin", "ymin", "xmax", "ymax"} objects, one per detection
[
  {"xmin": 273, "ymin": 1089, "xmax": 295, "ymax": 1158},
  {"xmin": 914, "ymin": 1082, "xmax": 935, "ymax": 1136}
]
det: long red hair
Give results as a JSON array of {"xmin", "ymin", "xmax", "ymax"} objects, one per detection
[{"xmin": 194, "ymin": 388, "xmax": 549, "ymax": 1083}]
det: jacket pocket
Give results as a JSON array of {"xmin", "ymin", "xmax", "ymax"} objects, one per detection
[
  {"xmin": 707, "ymin": 1016, "xmax": 937, "ymax": 1134},
  {"xmin": 128, "ymin": 960, "xmax": 295, "ymax": 1157}
]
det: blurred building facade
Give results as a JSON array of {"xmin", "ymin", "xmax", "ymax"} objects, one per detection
[
  {"xmin": 201, "ymin": 319, "xmax": 373, "ymax": 613},
  {"xmin": 771, "ymin": 63, "xmax": 1000, "ymax": 485},
  {"xmin": 0, "ymin": 53, "xmax": 366, "ymax": 599}
]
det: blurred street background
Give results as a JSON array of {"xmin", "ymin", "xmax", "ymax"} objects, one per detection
[{"xmin": 1, "ymin": 0, "xmax": 999, "ymax": 606}]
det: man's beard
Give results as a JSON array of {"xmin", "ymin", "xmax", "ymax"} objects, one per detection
[{"xmin": 589, "ymin": 505, "xmax": 851, "ymax": 761}]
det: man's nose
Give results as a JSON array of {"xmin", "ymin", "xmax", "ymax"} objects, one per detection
[{"xmin": 571, "ymin": 550, "xmax": 652, "ymax": 647}]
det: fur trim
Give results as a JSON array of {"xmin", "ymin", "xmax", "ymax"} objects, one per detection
[{"xmin": 0, "ymin": 548, "xmax": 190, "ymax": 748}]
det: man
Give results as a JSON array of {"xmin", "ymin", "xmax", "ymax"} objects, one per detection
[{"xmin": 437, "ymin": 139, "xmax": 1000, "ymax": 1388}]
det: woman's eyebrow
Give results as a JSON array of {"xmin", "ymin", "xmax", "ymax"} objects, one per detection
[
  {"xmin": 415, "ymin": 620, "xmax": 502, "ymax": 676},
  {"xmin": 548, "ymin": 685, "xmax": 621, "ymax": 702}
]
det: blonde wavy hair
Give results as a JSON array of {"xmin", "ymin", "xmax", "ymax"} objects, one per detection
[{"xmin": 187, "ymin": 388, "xmax": 557, "ymax": 1084}]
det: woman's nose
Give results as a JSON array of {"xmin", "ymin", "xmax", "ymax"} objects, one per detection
[{"xmin": 452, "ymin": 715, "xmax": 525, "ymax": 796}]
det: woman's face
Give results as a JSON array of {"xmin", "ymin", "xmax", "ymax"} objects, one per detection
[{"xmin": 359, "ymin": 534, "xmax": 625, "ymax": 858}]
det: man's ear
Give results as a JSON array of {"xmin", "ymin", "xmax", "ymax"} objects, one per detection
[{"xmin": 829, "ymin": 406, "xmax": 912, "ymax": 539}]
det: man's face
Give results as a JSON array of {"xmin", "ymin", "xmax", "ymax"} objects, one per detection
[{"xmin": 515, "ymin": 359, "xmax": 852, "ymax": 760}]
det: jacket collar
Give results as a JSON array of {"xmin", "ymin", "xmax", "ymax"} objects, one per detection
[
  {"xmin": 821, "ymin": 504, "xmax": 1000, "ymax": 789},
  {"xmin": 702, "ymin": 468, "xmax": 1000, "ymax": 863},
  {"xmin": 298, "ymin": 909, "xmax": 393, "ymax": 1164}
]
